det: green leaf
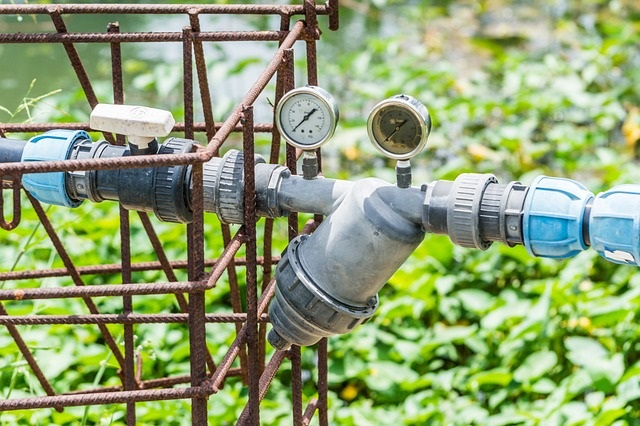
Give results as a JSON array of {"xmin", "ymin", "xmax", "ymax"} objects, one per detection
[
  {"xmin": 468, "ymin": 368, "xmax": 513, "ymax": 391},
  {"xmin": 455, "ymin": 289, "xmax": 495, "ymax": 314},
  {"xmin": 514, "ymin": 351, "xmax": 558, "ymax": 384},
  {"xmin": 565, "ymin": 337, "xmax": 624, "ymax": 390}
]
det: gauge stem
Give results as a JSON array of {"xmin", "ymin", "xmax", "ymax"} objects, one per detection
[
  {"xmin": 302, "ymin": 150, "xmax": 319, "ymax": 180},
  {"xmin": 396, "ymin": 159, "xmax": 412, "ymax": 188}
]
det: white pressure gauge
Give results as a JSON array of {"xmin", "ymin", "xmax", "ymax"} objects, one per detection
[
  {"xmin": 275, "ymin": 86, "xmax": 339, "ymax": 150},
  {"xmin": 367, "ymin": 94, "xmax": 431, "ymax": 160}
]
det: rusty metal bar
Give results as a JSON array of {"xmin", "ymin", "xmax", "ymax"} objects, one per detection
[
  {"xmin": 206, "ymin": 277, "xmax": 276, "ymax": 392},
  {"xmin": 291, "ymin": 345, "xmax": 304, "ymax": 424},
  {"xmin": 242, "ymin": 105, "xmax": 260, "ymax": 425},
  {"xmin": 0, "ymin": 303, "xmax": 62, "ymax": 412},
  {"xmin": 0, "ymin": 122, "xmax": 273, "ymax": 133},
  {"xmin": 0, "ymin": 257, "xmax": 278, "ymax": 281},
  {"xmin": 26, "ymin": 192, "xmax": 127, "ymax": 371},
  {"xmin": 189, "ymin": 11, "xmax": 218, "ymax": 144},
  {"xmin": 0, "ymin": 280, "xmax": 208, "ymax": 301},
  {"xmin": 121, "ymin": 204, "xmax": 138, "ymax": 424},
  {"xmin": 223, "ymin": 224, "xmax": 250, "ymax": 385},
  {"xmin": 0, "ymin": 175, "xmax": 21, "ymax": 230},
  {"xmin": 206, "ymin": 228, "xmax": 245, "ymax": 289},
  {"xmin": 302, "ymin": 399, "xmax": 320, "ymax": 425},
  {"xmin": 204, "ymin": 19, "xmax": 304, "ymax": 155},
  {"xmin": 236, "ymin": 350, "xmax": 288, "ymax": 425},
  {"xmin": 137, "ymin": 210, "xmax": 217, "ymax": 375},
  {"xmin": 318, "ymin": 337, "xmax": 329, "ymax": 426},
  {"xmin": 183, "ymin": 25, "xmax": 210, "ymax": 426},
  {"xmin": 0, "ymin": 4, "xmax": 327, "ymax": 15},
  {"xmin": 63, "ymin": 369, "xmax": 243, "ymax": 396},
  {"xmin": 109, "ymin": 21, "xmax": 139, "ymax": 424},
  {"xmin": 0, "ymin": 386, "xmax": 212, "ymax": 412},
  {"xmin": 0, "ymin": 31, "xmax": 287, "ymax": 44},
  {"xmin": 328, "ymin": 0, "xmax": 340, "ymax": 31},
  {"xmin": 0, "ymin": 313, "xmax": 270, "ymax": 326},
  {"xmin": 48, "ymin": 9, "xmax": 116, "ymax": 144},
  {"xmin": 302, "ymin": 399, "xmax": 319, "ymax": 426}
]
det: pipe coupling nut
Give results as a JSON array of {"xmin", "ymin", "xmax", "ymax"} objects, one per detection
[
  {"xmin": 448, "ymin": 173, "xmax": 497, "ymax": 250},
  {"xmin": 268, "ymin": 235, "xmax": 378, "ymax": 350}
]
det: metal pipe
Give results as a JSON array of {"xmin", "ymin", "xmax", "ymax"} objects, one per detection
[
  {"xmin": 0, "ymin": 138, "xmax": 26, "ymax": 164},
  {"xmin": 276, "ymin": 173, "xmax": 352, "ymax": 216}
]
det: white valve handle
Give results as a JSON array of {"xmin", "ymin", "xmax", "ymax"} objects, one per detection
[{"xmin": 90, "ymin": 104, "xmax": 175, "ymax": 149}]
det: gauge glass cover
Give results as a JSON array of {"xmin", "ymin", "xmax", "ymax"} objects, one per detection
[
  {"xmin": 367, "ymin": 95, "xmax": 430, "ymax": 160},
  {"xmin": 276, "ymin": 86, "xmax": 338, "ymax": 150}
]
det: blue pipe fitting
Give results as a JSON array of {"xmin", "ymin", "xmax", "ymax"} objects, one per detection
[
  {"xmin": 21, "ymin": 129, "xmax": 91, "ymax": 208},
  {"xmin": 589, "ymin": 185, "xmax": 640, "ymax": 266},
  {"xmin": 522, "ymin": 176, "xmax": 594, "ymax": 259}
]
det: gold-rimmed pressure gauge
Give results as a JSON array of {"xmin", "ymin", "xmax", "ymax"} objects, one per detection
[
  {"xmin": 367, "ymin": 94, "xmax": 431, "ymax": 160},
  {"xmin": 275, "ymin": 86, "xmax": 339, "ymax": 150}
]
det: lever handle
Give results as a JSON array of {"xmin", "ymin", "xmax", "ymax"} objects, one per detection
[{"xmin": 90, "ymin": 104, "xmax": 175, "ymax": 149}]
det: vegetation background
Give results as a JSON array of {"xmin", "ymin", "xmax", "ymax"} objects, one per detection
[{"xmin": 1, "ymin": 0, "xmax": 640, "ymax": 424}]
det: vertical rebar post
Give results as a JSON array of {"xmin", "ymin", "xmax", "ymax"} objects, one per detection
[
  {"xmin": 242, "ymin": 105, "xmax": 260, "ymax": 425},
  {"xmin": 109, "ymin": 21, "xmax": 138, "ymax": 425},
  {"xmin": 184, "ymin": 26, "xmax": 209, "ymax": 426}
]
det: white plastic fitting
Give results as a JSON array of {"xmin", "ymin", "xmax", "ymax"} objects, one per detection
[{"xmin": 90, "ymin": 104, "xmax": 175, "ymax": 149}]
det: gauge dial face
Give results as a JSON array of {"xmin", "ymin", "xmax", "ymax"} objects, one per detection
[
  {"xmin": 367, "ymin": 95, "xmax": 431, "ymax": 160},
  {"xmin": 276, "ymin": 86, "xmax": 339, "ymax": 150}
]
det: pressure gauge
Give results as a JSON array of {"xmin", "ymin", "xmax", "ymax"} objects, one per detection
[
  {"xmin": 367, "ymin": 94, "xmax": 431, "ymax": 160},
  {"xmin": 275, "ymin": 86, "xmax": 339, "ymax": 150}
]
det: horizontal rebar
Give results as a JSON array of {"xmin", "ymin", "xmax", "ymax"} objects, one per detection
[
  {"xmin": 0, "ymin": 281, "xmax": 208, "ymax": 301},
  {"xmin": 0, "ymin": 4, "xmax": 327, "ymax": 16},
  {"xmin": 0, "ymin": 31, "xmax": 285, "ymax": 44},
  {"xmin": 0, "ymin": 313, "xmax": 270, "ymax": 326},
  {"xmin": 0, "ymin": 122, "xmax": 273, "ymax": 134},
  {"xmin": 0, "ymin": 386, "xmax": 211, "ymax": 411},
  {"xmin": 0, "ymin": 256, "xmax": 279, "ymax": 281},
  {"xmin": 62, "ymin": 368, "xmax": 243, "ymax": 396}
]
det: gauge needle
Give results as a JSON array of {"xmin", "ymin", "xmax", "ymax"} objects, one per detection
[
  {"xmin": 292, "ymin": 108, "xmax": 318, "ymax": 132},
  {"xmin": 383, "ymin": 120, "xmax": 407, "ymax": 142}
]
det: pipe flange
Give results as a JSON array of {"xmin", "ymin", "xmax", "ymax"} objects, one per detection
[
  {"xmin": 152, "ymin": 137, "xmax": 193, "ymax": 223},
  {"xmin": 266, "ymin": 166, "xmax": 290, "ymax": 218},
  {"xmin": 447, "ymin": 173, "xmax": 497, "ymax": 250},
  {"xmin": 268, "ymin": 235, "xmax": 378, "ymax": 350},
  {"xmin": 213, "ymin": 150, "xmax": 245, "ymax": 225}
]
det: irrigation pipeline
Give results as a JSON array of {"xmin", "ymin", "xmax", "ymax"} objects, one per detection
[{"xmin": 0, "ymin": 2, "xmax": 335, "ymax": 425}]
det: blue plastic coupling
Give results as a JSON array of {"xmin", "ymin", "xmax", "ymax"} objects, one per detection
[
  {"xmin": 589, "ymin": 185, "xmax": 640, "ymax": 266},
  {"xmin": 21, "ymin": 129, "xmax": 91, "ymax": 208},
  {"xmin": 522, "ymin": 176, "xmax": 594, "ymax": 259}
]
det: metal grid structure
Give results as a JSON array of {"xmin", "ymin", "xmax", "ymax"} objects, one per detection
[{"xmin": 0, "ymin": 2, "xmax": 338, "ymax": 424}]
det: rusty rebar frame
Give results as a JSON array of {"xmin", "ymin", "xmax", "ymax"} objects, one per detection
[{"xmin": 0, "ymin": 2, "xmax": 338, "ymax": 425}]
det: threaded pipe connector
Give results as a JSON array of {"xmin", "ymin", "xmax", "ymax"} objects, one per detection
[{"xmin": 447, "ymin": 173, "xmax": 497, "ymax": 250}]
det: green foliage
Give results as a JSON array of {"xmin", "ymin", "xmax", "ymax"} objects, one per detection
[
  {"xmin": 3, "ymin": 0, "xmax": 640, "ymax": 424},
  {"xmin": 319, "ymin": 1, "xmax": 640, "ymax": 424}
]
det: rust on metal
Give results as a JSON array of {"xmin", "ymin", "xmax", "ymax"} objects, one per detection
[{"xmin": 0, "ymin": 1, "xmax": 337, "ymax": 423}]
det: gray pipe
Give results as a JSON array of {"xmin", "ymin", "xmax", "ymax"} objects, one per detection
[{"xmin": 276, "ymin": 174, "xmax": 353, "ymax": 216}]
